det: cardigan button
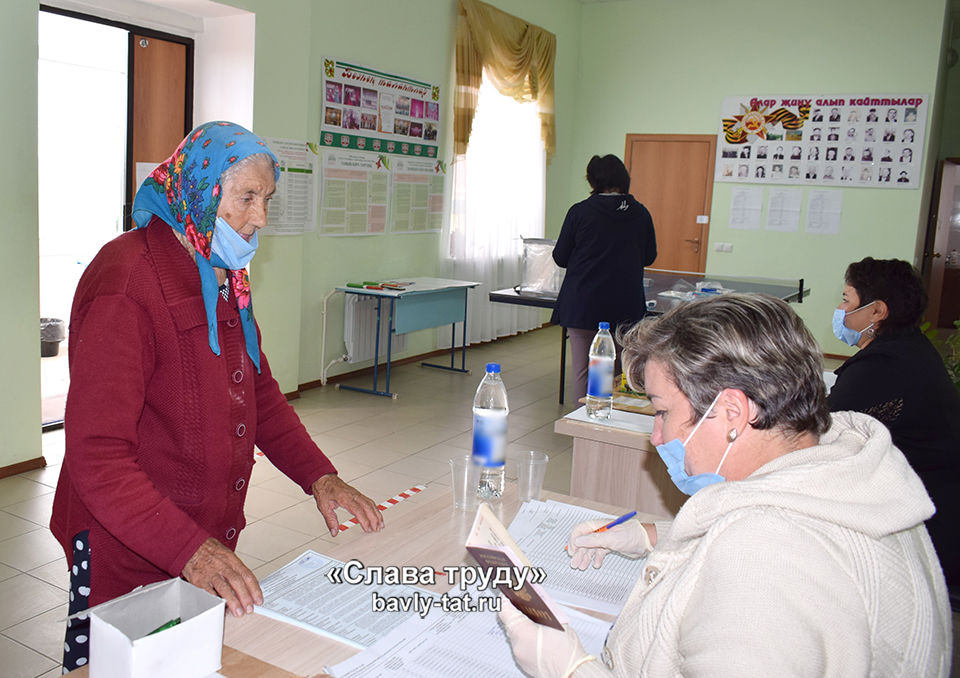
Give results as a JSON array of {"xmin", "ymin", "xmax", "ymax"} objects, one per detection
[
  {"xmin": 227, "ymin": 318, "xmax": 239, "ymax": 328},
  {"xmin": 602, "ymin": 647, "xmax": 614, "ymax": 670},
  {"xmin": 232, "ymin": 369, "xmax": 243, "ymax": 383},
  {"xmin": 236, "ymin": 423, "xmax": 246, "ymax": 438},
  {"xmin": 234, "ymin": 478, "xmax": 245, "ymax": 491},
  {"xmin": 225, "ymin": 527, "xmax": 237, "ymax": 541},
  {"xmin": 644, "ymin": 566, "xmax": 660, "ymax": 585}
]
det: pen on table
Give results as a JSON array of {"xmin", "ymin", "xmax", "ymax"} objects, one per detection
[{"xmin": 564, "ymin": 511, "xmax": 637, "ymax": 551}]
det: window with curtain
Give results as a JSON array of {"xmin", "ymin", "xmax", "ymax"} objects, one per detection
[{"xmin": 441, "ymin": 71, "xmax": 546, "ymax": 344}]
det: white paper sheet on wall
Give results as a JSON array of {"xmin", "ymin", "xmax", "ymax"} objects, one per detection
[
  {"xmin": 805, "ymin": 190, "xmax": 843, "ymax": 235},
  {"xmin": 728, "ymin": 186, "xmax": 763, "ymax": 230},
  {"xmin": 765, "ymin": 188, "xmax": 802, "ymax": 232}
]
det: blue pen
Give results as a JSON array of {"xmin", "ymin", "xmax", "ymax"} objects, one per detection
[
  {"xmin": 594, "ymin": 510, "xmax": 637, "ymax": 533},
  {"xmin": 563, "ymin": 510, "xmax": 639, "ymax": 552}
]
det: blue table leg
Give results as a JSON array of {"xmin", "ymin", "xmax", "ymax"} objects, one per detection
[
  {"xmin": 338, "ymin": 296, "xmax": 399, "ymax": 398},
  {"xmin": 422, "ymin": 288, "xmax": 471, "ymax": 375}
]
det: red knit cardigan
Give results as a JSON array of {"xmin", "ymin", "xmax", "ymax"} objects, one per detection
[{"xmin": 50, "ymin": 218, "xmax": 336, "ymax": 605}]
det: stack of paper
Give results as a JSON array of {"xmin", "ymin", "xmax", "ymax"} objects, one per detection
[{"xmin": 508, "ymin": 500, "xmax": 648, "ymax": 616}]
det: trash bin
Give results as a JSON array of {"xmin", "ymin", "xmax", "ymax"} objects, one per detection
[{"xmin": 40, "ymin": 317, "xmax": 66, "ymax": 357}]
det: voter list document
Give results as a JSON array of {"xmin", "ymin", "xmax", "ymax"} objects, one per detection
[
  {"xmin": 255, "ymin": 550, "xmax": 438, "ymax": 649},
  {"xmin": 506, "ymin": 499, "xmax": 648, "ymax": 616},
  {"xmin": 329, "ymin": 585, "xmax": 610, "ymax": 678}
]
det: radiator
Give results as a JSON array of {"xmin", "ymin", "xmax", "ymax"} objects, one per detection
[{"xmin": 343, "ymin": 294, "xmax": 407, "ymax": 364}]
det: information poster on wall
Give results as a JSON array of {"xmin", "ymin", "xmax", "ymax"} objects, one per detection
[
  {"xmin": 320, "ymin": 58, "xmax": 441, "ymax": 159},
  {"xmin": 715, "ymin": 93, "xmax": 926, "ymax": 189},
  {"xmin": 319, "ymin": 150, "xmax": 390, "ymax": 236},
  {"xmin": 262, "ymin": 137, "xmax": 319, "ymax": 236},
  {"xmin": 390, "ymin": 158, "xmax": 445, "ymax": 233}
]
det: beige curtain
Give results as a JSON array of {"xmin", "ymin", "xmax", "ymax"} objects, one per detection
[{"xmin": 455, "ymin": 0, "xmax": 556, "ymax": 157}]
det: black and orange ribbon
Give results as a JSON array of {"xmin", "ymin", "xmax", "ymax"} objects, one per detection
[{"xmin": 722, "ymin": 104, "xmax": 811, "ymax": 144}]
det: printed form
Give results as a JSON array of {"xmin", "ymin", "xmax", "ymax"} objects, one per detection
[
  {"xmin": 255, "ymin": 550, "xmax": 437, "ymax": 649},
  {"xmin": 507, "ymin": 500, "xmax": 648, "ymax": 616},
  {"xmin": 329, "ymin": 586, "xmax": 610, "ymax": 678}
]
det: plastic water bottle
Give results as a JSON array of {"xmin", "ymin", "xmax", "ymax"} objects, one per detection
[
  {"xmin": 586, "ymin": 322, "xmax": 615, "ymax": 420},
  {"xmin": 472, "ymin": 363, "xmax": 509, "ymax": 500}
]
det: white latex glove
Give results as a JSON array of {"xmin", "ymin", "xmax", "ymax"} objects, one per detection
[
  {"xmin": 566, "ymin": 518, "xmax": 653, "ymax": 570},
  {"xmin": 498, "ymin": 596, "xmax": 595, "ymax": 678}
]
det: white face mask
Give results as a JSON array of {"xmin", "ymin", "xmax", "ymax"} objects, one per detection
[{"xmin": 210, "ymin": 216, "xmax": 258, "ymax": 269}]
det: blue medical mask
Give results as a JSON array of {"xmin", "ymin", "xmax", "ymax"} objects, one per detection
[
  {"xmin": 210, "ymin": 216, "xmax": 259, "ymax": 270},
  {"xmin": 656, "ymin": 392, "xmax": 736, "ymax": 496},
  {"xmin": 831, "ymin": 301, "xmax": 875, "ymax": 346}
]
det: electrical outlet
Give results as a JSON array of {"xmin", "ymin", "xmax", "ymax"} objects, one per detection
[{"xmin": 724, "ymin": 243, "xmax": 734, "ymax": 253}]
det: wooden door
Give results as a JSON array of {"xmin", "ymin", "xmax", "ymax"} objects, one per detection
[
  {"xmin": 624, "ymin": 134, "xmax": 716, "ymax": 272},
  {"xmin": 923, "ymin": 158, "xmax": 960, "ymax": 327},
  {"xmin": 126, "ymin": 32, "xmax": 192, "ymax": 227}
]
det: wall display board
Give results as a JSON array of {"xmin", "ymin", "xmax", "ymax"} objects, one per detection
[
  {"xmin": 389, "ymin": 157, "xmax": 445, "ymax": 233},
  {"xmin": 319, "ymin": 150, "xmax": 390, "ymax": 236},
  {"xmin": 321, "ymin": 58, "xmax": 441, "ymax": 159},
  {"xmin": 714, "ymin": 94, "xmax": 927, "ymax": 189},
  {"xmin": 262, "ymin": 137, "xmax": 319, "ymax": 236}
]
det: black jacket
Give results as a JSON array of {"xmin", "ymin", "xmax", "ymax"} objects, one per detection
[
  {"xmin": 550, "ymin": 194, "xmax": 656, "ymax": 330},
  {"xmin": 829, "ymin": 326, "xmax": 960, "ymax": 585}
]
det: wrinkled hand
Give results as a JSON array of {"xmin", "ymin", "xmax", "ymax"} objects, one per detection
[
  {"xmin": 498, "ymin": 596, "xmax": 594, "ymax": 678},
  {"xmin": 182, "ymin": 538, "xmax": 262, "ymax": 617},
  {"xmin": 566, "ymin": 518, "xmax": 654, "ymax": 570},
  {"xmin": 311, "ymin": 473, "xmax": 384, "ymax": 537}
]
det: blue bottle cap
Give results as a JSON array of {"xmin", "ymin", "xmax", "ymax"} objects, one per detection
[
  {"xmin": 598, "ymin": 322, "xmax": 610, "ymax": 330},
  {"xmin": 486, "ymin": 363, "xmax": 501, "ymax": 373}
]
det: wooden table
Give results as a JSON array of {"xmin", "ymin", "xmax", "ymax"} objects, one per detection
[
  {"xmin": 72, "ymin": 483, "xmax": 659, "ymax": 677},
  {"xmin": 556, "ymin": 407, "xmax": 687, "ymax": 518}
]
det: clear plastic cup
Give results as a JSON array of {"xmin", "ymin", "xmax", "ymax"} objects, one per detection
[
  {"xmin": 450, "ymin": 454, "xmax": 481, "ymax": 510},
  {"xmin": 515, "ymin": 451, "xmax": 549, "ymax": 502}
]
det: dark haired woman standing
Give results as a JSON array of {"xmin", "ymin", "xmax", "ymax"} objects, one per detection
[
  {"xmin": 829, "ymin": 256, "xmax": 960, "ymax": 592},
  {"xmin": 552, "ymin": 154, "xmax": 657, "ymax": 400}
]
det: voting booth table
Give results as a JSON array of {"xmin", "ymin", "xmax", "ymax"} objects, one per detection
[
  {"xmin": 490, "ymin": 267, "xmax": 809, "ymax": 404},
  {"xmin": 336, "ymin": 277, "xmax": 478, "ymax": 399}
]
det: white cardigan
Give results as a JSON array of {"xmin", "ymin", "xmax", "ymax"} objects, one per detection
[{"xmin": 575, "ymin": 412, "xmax": 952, "ymax": 677}]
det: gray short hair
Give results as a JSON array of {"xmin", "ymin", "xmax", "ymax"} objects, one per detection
[
  {"xmin": 220, "ymin": 153, "xmax": 275, "ymax": 186},
  {"xmin": 619, "ymin": 293, "xmax": 830, "ymax": 436}
]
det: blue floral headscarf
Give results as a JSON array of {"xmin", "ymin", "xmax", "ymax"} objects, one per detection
[{"xmin": 131, "ymin": 121, "xmax": 279, "ymax": 373}]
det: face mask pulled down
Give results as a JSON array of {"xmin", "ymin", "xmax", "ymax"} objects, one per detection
[
  {"xmin": 656, "ymin": 391, "xmax": 736, "ymax": 496},
  {"xmin": 210, "ymin": 216, "xmax": 259, "ymax": 270}
]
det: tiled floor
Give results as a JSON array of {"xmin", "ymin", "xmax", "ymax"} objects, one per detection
[
  {"xmin": 0, "ymin": 325, "xmax": 581, "ymax": 677},
  {"xmin": 2, "ymin": 325, "xmax": 956, "ymax": 676}
]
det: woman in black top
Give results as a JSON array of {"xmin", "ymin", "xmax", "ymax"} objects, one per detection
[
  {"xmin": 551, "ymin": 155, "xmax": 657, "ymax": 400},
  {"xmin": 829, "ymin": 257, "xmax": 960, "ymax": 590}
]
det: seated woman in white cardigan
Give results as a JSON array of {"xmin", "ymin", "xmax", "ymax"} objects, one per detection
[{"xmin": 499, "ymin": 293, "xmax": 951, "ymax": 678}]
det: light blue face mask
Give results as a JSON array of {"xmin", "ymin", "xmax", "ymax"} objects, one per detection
[
  {"xmin": 656, "ymin": 392, "xmax": 736, "ymax": 496},
  {"xmin": 831, "ymin": 301, "xmax": 875, "ymax": 346},
  {"xmin": 210, "ymin": 216, "xmax": 259, "ymax": 270}
]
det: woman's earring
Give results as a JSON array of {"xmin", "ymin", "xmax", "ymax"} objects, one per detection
[{"xmin": 727, "ymin": 428, "xmax": 738, "ymax": 443}]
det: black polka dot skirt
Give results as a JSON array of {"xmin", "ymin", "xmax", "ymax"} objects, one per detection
[{"xmin": 62, "ymin": 530, "xmax": 91, "ymax": 674}]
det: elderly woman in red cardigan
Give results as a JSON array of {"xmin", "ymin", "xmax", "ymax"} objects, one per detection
[{"xmin": 51, "ymin": 122, "xmax": 383, "ymax": 672}]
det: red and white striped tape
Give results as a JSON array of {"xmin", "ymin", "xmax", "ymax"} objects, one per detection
[{"xmin": 337, "ymin": 484, "xmax": 426, "ymax": 532}]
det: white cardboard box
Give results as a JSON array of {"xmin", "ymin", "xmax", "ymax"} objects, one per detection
[{"xmin": 86, "ymin": 578, "xmax": 224, "ymax": 678}]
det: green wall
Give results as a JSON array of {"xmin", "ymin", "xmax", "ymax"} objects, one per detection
[
  {"xmin": 2, "ymin": 0, "xmax": 952, "ymax": 469},
  {"xmin": 0, "ymin": 3, "xmax": 42, "ymax": 470},
  {"xmin": 572, "ymin": 0, "xmax": 950, "ymax": 356},
  {"xmin": 226, "ymin": 0, "xmax": 584, "ymax": 389}
]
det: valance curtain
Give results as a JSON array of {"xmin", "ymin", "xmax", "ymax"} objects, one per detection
[{"xmin": 455, "ymin": 0, "xmax": 556, "ymax": 158}]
